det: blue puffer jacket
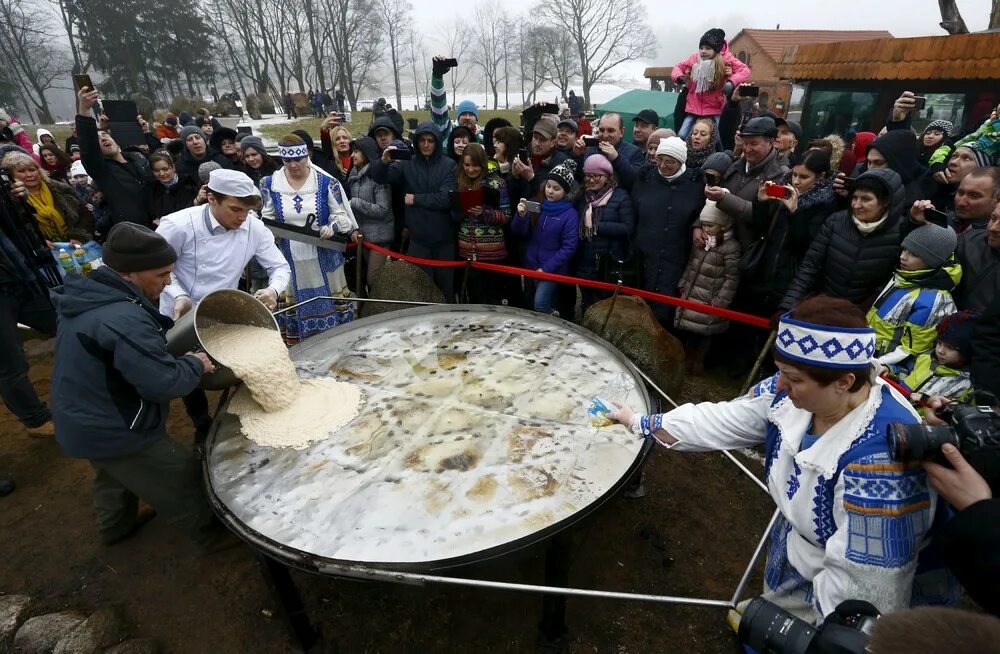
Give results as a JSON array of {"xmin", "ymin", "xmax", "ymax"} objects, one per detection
[
  {"xmin": 369, "ymin": 121, "xmax": 458, "ymax": 246},
  {"xmin": 50, "ymin": 267, "xmax": 203, "ymax": 459},
  {"xmin": 573, "ymin": 186, "xmax": 635, "ymax": 277},
  {"xmin": 511, "ymin": 199, "xmax": 580, "ymax": 274}
]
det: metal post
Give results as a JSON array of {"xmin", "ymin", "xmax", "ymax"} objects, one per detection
[
  {"xmin": 729, "ymin": 508, "xmax": 780, "ymax": 607},
  {"xmin": 313, "ymin": 561, "xmax": 734, "ymax": 608},
  {"xmin": 633, "ymin": 366, "xmax": 768, "ymax": 494},
  {"xmin": 741, "ymin": 331, "xmax": 777, "ymax": 396},
  {"xmin": 355, "ymin": 234, "xmax": 366, "ymax": 299},
  {"xmin": 256, "ymin": 553, "xmax": 320, "ymax": 652}
]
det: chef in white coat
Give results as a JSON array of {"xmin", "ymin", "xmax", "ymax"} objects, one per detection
[{"xmin": 155, "ymin": 168, "xmax": 291, "ymax": 445}]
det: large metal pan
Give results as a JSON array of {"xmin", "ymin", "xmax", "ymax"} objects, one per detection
[{"xmin": 204, "ymin": 305, "xmax": 650, "ymax": 573}]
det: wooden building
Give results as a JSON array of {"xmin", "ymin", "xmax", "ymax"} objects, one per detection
[{"xmin": 778, "ymin": 31, "xmax": 1000, "ymax": 141}]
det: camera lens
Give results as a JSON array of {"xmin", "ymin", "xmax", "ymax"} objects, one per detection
[
  {"xmin": 738, "ymin": 597, "xmax": 817, "ymax": 654},
  {"xmin": 887, "ymin": 423, "xmax": 959, "ymax": 463}
]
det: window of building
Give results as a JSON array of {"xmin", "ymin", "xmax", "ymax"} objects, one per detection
[
  {"xmin": 907, "ymin": 93, "xmax": 967, "ymax": 135},
  {"xmin": 801, "ymin": 89, "xmax": 878, "ymax": 141},
  {"xmin": 737, "ymin": 50, "xmax": 751, "ymax": 66}
]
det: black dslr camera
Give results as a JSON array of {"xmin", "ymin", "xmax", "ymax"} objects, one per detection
[
  {"xmin": 738, "ymin": 597, "xmax": 878, "ymax": 654},
  {"xmin": 887, "ymin": 402, "xmax": 1000, "ymax": 489}
]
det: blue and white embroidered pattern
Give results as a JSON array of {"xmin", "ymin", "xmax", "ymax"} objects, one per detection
[
  {"xmin": 842, "ymin": 454, "xmax": 931, "ymax": 568},
  {"xmin": 776, "ymin": 313, "xmax": 876, "ymax": 369}
]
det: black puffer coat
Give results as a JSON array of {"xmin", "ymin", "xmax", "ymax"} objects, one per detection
[
  {"xmin": 620, "ymin": 163, "xmax": 706, "ymax": 323},
  {"xmin": 147, "ymin": 178, "xmax": 198, "ymax": 223},
  {"xmin": 573, "ymin": 185, "xmax": 635, "ymax": 279},
  {"xmin": 744, "ymin": 178, "xmax": 837, "ymax": 312},
  {"xmin": 865, "ymin": 130, "xmax": 926, "ymax": 207},
  {"xmin": 780, "ymin": 168, "xmax": 916, "ymax": 310},
  {"xmin": 369, "ymin": 121, "xmax": 458, "ymax": 246}
]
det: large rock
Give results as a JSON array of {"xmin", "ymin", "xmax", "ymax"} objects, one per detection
[
  {"xmin": 360, "ymin": 260, "xmax": 445, "ymax": 318},
  {"xmin": 53, "ymin": 609, "xmax": 126, "ymax": 654},
  {"xmin": 103, "ymin": 639, "xmax": 158, "ymax": 654},
  {"xmin": 0, "ymin": 595, "xmax": 33, "ymax": 654},
  {"xmin": 582, "ymin": 295, "xmax": 685, "ymax": 396},
  {"xmin": 12, "ymin": 611, "xmax": 83, "ymax": 654}
]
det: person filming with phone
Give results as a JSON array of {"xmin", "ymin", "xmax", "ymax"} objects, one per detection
[
  {"xmin": 744, "ymin": 148, "xmax": 838, "ymax": 316},
  {"xmin": 75, "ymin": 86, "xmax": 155, "ymax": 229}
]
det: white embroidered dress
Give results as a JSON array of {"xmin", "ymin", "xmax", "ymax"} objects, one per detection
[{"xmin": 652, "ymin": 374, "xmax": 956, "ymax": 623}]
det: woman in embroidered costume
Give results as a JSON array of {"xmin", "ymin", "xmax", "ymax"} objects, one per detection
[
  {"xmin": 261, "ymin": 134, "xmax": 360, "ymax": 344},
  {"xmin": 611, "ymin": 296, "xmax": 958, "ymax": 624}
]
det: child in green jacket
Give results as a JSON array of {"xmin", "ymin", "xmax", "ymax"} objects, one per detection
[{"xmin": 867, "ymin": 224, "xmax": 961, "ymax": 370}]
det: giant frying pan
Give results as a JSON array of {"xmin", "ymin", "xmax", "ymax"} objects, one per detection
[{"xmin": 204, "ymin": 305, "xmax": 650, "ymax": 573}]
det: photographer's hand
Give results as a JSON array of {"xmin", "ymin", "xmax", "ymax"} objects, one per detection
[
  {"xmin": 77, "ymin": 87, "xmax": 99, "ymax": 117},
  {"xmin": 924, "ymin": 443, "xmax": 992, "ymax": 511},
  {"xmin": 8, "ymin": 179, "xmax": 28, "ymax": 201},
  {"xmin": 891, "ymin": 91, "xmax": 918, "ymax": 122}
]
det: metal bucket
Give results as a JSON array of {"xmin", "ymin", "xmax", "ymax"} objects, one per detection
[{"xmin": 165, "ymin": 289, "xmax": 279, "ymax": 390}]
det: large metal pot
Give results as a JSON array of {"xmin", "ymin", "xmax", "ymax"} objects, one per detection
[{"xmin": 165, "ymin": 289, "xmax": 278, "ymax": 390}]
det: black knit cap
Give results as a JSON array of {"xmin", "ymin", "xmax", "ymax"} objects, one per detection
[
  {"xmin": 700, "ymin": 28, "xmax": 726, "ymax": 52},
  {"xmin": 936, "ymin": 311, "xmax": 977, "ymax": 363},
  {"xmin": 547, "ymin": 159, "xmax": 578, "ymax": 195},
  {"xmin": 103, "ymin": 223, "xmax": 177, "ymax": 273}
]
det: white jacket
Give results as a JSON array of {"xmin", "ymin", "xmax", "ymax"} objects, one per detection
[{"xmin": 656, "ymin": 374, "xmax": 951, "ymax": 622}]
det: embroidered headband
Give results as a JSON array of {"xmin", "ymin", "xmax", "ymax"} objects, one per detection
[
  {"xmin": 775, "ymin": 312, "xmax": 876, "ymax": 369},
  {"xmin": 278, "ymin": 143, "xmax": 309, "ymax": 159}
]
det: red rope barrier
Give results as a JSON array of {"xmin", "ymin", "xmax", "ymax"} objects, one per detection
[{"xmin": 361, "ymin": 241, "xmax": 772, "ymax": 330}]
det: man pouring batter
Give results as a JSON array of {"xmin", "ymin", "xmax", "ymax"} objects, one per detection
[
  {"xmin": 156, "ymin": 169, "xmax": 291, "ymax": 446},
  {"xmin": 50, "ymin": 223, "xmax": 229, "ymax": 548}
]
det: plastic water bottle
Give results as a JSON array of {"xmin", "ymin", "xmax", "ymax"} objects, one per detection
[
  {"xmin": 57, "ymin": 249, "xmax": 76, "ymax": 275},
  {"xmin": 73, "ymin": 248, "xmax": 92, "ymax": 275}
]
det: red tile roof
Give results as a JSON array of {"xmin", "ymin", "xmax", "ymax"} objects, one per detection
[
  {"xmin": 733, "ymin": 29, "xmax": 893, "ymax": 63},
  {"xmin": 777, "ymin": 32, "xmax": 1000, "ymax": 81}
]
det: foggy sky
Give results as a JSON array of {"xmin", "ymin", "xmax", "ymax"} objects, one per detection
[{"xmin": 415, "ymin": 0, "xmax": 995, "ymax": 82}]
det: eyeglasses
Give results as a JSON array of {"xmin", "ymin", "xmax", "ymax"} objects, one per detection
[{"xmin": 583, "ymin": 173, "xmax": 607, "ymax": 180}]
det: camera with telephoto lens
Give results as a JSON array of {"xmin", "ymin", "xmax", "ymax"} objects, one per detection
[
  {"xmin": 887, "ymin": 402, "xmax": 1000, "ymax": 489},
  {"xmin": 738, "ymin": 597, "xmax": 878, "ymax": 654}
]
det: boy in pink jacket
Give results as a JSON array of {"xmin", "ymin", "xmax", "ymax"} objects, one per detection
[{"xmin": 672, "ymin": 28, "xmax": 751, "ymax": 140}]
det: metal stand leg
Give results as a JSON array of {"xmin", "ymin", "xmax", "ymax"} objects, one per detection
[
  {"xmin": 537, "ymin": 531, "xmax": 572, "ymax": 650},
  {"xmin": 256, "ymin": 552, "xmax": 320, "ymax": 653}
]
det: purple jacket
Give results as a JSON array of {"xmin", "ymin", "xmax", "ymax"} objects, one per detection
[{"xmin": 512, "ymin": 200, "xmax": 579, "ymax": 274}]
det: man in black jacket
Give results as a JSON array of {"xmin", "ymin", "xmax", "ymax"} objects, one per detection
[
  {"xmin": 50, "ymin": 223, "xmax": 223, "ymax": 547},
  {"xmin": 175, "ymin": 126, "xmax": 233, "ymax": 184},
  {"xmin": 955, "ymin": 199, "xmax": 1000, "ymax": 313},
  {"xmin": 76, "ymin": 87, "xmax": 153, "ymax": 229},
  {"xmin": 370, "ymin": 121, "xmax": 457, "ymax": 300}
]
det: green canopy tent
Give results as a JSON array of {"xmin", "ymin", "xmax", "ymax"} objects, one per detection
[{"xmin": 594, "ymin": 89, "xmax": 681, "ymax": 143}]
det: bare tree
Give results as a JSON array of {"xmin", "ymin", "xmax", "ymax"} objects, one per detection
[
  {"xmin": 436, "ymin": 24, "xmax": 472, "ymax": 103},
  {"xmin": 321, "ymin": 0, "xmax": 382, "ymax": 110},
  {"xmin": 538, "ymin": 27, "xmax": 580, "ymax": 101},
  {"xmin": 938, "ymin": 0, "xmax": 1000, "ymax": 33},
  {"xmin": 0, "ymin": 0, "xmax": 66, "ymax": 122},
  {"xmin": 520, "ymin": 26, "xmax": 550, "ymax": 106},
  {"xmin": 534, "ymin": 0, "xmax": 655, "ymax": 108},
  {"xmin": 469, "ymin": 2, "xmax": 509, "ymax": 110},
  {"xmin": 376, "ymin": 0, "xmax": 414, "ymax": 111},
  {"xmin": 938, "ymin": 0, "xmax": 970, "ymax": 33}
]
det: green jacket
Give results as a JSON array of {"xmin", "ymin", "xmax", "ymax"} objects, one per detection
[
  {"xmin": 899, "ymin": 352, "xmax": 973, "ymax": 403},
  {"xmin": 867, "ymin": 262, "xmax": 961, "ymax": 364},
  {"xmin": 430, "ymin": 73, "xmax": 484, "ymax": 146},
  {"xmin": 929, "ymin": 115, "xmax": 1000, "ymax": 167}
]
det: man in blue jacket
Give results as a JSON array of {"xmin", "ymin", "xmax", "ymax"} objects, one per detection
[{"xmin": 50, "ymin": 223, "xmax": 222, "ymax": 547}]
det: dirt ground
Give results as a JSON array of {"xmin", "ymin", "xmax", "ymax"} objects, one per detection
[{"xmin": 0, "ymin": 339, "xmax": 773, "ymax": 653}]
